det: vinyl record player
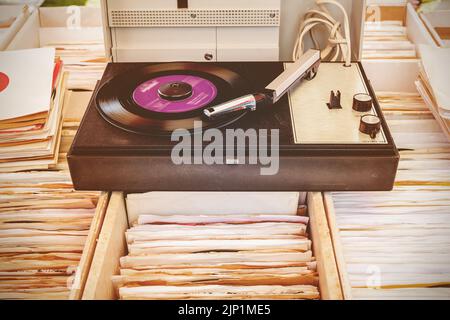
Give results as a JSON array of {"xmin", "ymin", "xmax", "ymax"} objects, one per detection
[{"xmin": 68, "ymin": 53, "xmax": 399, "ymax": 192}]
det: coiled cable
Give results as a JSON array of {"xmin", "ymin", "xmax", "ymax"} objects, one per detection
[{"xmin": 292, "ymin": 0, "xmax": 352, "ymax": 66}]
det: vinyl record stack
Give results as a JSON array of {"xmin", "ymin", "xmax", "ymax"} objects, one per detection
[
  {"xmin": 332, "ymin": 92, "xmax": 450, "ymax": 300},
  {"xmin": 47, "ymin": 43, "xmax": 106, "ymax": 91},
  {"xmin": 0, "ymin": 48, "xmax": 99, "ymax": 299},
  {"xmin": 330, "ymin": 2, "xmax": 450, "ymax": 300},
  {"xmin": 40, "ymin": 19, "xmax": 106, "ymax": 92},
  {"xmin": 113, "ymin": 196, "xmax": 320, "ymax": 300},
  {"xmin": 0, "ymin": 48, "xmax": 65, "ymax": 172},
  {"xmin": 363, "ymin": 21, "xmax": 417, "ymax": 59}
]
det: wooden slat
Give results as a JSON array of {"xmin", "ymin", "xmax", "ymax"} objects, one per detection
[
  {"xmin": 323, "ymin": 192, "xmax": 353, "ymax": 300},
  {"xmin": 82, "ymin": 192, "xmax": 128, "ymax": 300},
  {"xmin": 307, "ymin": 192, "xmax": 343, "ymax": 300},
  {"xmin": 69, "ymin": 192, "xmax": 110, "ymax": 300}
]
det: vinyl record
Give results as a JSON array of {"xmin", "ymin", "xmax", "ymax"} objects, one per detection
[{"xmin": 96, "ymin": 62, "xmax": 249, "ymax": 135}]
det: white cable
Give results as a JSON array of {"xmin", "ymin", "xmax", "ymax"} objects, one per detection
[{"xmin": 293, "ymin": 0, "xmax": 352, "ymax": 66}]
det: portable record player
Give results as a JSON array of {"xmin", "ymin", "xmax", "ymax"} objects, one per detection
[
  {"xmin": 68, "ymin": 51, "xmax": 399, "ymax": 191},
  {"xmin": 67, "ymin": 0, "xmax": 399, "ymax": 192}
]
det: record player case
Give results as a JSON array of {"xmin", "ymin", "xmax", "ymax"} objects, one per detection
[{"xmin": 67, "ymin": 61, "xmax": 399, "ymax": 192}]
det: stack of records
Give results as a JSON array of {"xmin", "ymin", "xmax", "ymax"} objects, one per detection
[
  {"xmin": 0, "ymin": 48, "xmax": 66, "ymax": 173},
  {"xmin": 363, "ymin": 20, "xmax": 417, "ymax": 59},
  {"xmin": 416, "ymin": 44, "xmax": 450, "ymax": 140},
  {"xmin": 41, "ymin": 26, "xmax": 106, "ymax": 91},
  {"xmin": 0, "ymin": 47, "xmax": 100, "ymax": 299},
  {"xmin": 48, "ymin": 43, "xmax": 106, "ymax": 91},
  {"xmin": 115, "ymin": 193, "xmax": 319, "ymax": 300},
  {"xmin": 0, "ymin": 192, "xmax": 98, "ymax": 300},
  {"xmin": 116, "ymin": 214, "xmax": 319, "ymax": 300},
  {"xmin": 332, "ymin": 91, "xmax": 450, "ymax": 300}
]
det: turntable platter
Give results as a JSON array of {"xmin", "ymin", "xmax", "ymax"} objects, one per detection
[{"xmin": 96, "ymin": 62, "xmax": 250, "ymax": 135}]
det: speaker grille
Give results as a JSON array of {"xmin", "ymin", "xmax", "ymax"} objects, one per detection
[{"xmin": 109, "ymin": 9, "xmax": 280, "ymax": 27}]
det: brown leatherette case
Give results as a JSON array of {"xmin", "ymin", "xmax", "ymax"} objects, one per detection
[{"xmin": 68, "ymin": 62, "xmax": 399, "ymax": 192}]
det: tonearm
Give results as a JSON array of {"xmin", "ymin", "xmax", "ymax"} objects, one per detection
[{"xmin": 203, "ymin": 49, "xmax": 321, "ymax": 119}]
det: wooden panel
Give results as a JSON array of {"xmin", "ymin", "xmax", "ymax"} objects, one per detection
[
  {"xmin": 362, "ymin": 59, "xmax": 420, "ymax": 93},
  {"xmin": 366, "ymin": 5, "xmax": 406, "ymax": 23},
  {"xmin": 82, "ymin": 192, "xmax": 128, "ymax": 300},
  {"xmin": 307, "ymin": 192, "xmax": 343, "ymax": 300},
  {"xmin": 69, "ymin": 192, "xmax": 110, "ymax": 300},
  {"xmin": 6, "ymin": 9, "xmax": 40, "ymax": 50},
  {"xmin": 436, "ymin": 27, "xmax": 450, "ymax": 40},
  {"xmin": 126, "ymin": 192, "xmax": 302, "ymax": 225},
  {"xmin": 323, "ymin": 192, "xmax": 353, "ymax": 300}
]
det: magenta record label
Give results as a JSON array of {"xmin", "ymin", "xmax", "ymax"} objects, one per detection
[{"xmin": 132, "ymin": 74, "xmax": 217, "ymax": 113}]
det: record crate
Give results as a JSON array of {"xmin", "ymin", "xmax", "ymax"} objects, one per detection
[
  {"xmin": 80, "ymin": 192, "xmax": 345, "ymax": 300},
  {"xmin": 362, "ymin": 2, "xmax": 435, "ymax": 93}
]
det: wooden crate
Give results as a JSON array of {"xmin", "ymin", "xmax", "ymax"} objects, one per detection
[
  {"xmin": 82, "ymin": 192, "xmax": 344, "ymax": 300},
  {"xmin": 362, "ymin": 3, "xmax": 435, "ymax": 93},
  {"xmin": 68, "ymin": 192, "xmax": 110, "ymax": 300}
]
